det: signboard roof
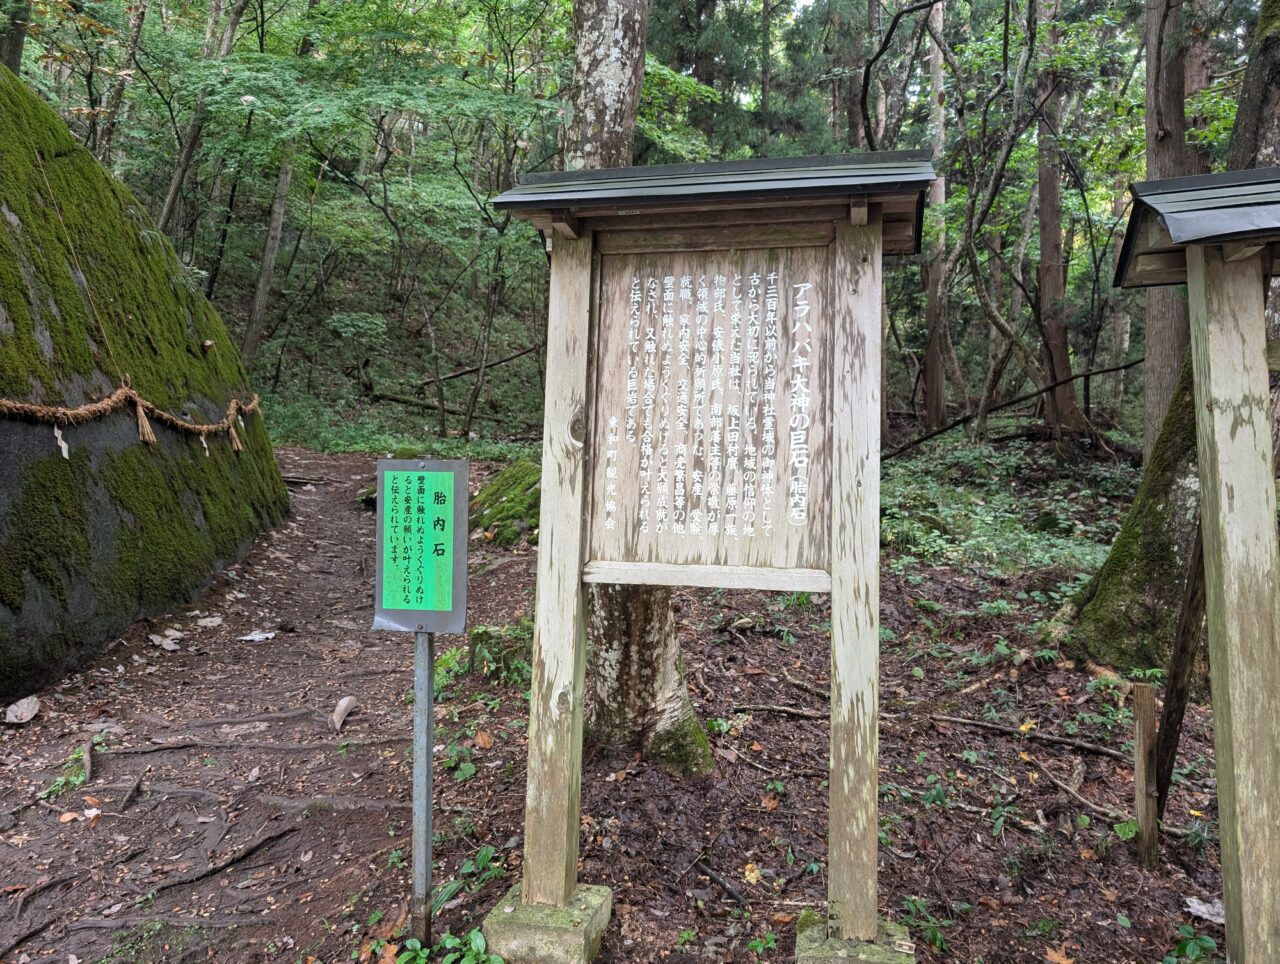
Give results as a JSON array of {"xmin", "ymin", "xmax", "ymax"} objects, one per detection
[
  {"xmin": 1114, "ymin": 166, "xmax": 1280, "ymax": 288},
  {"xmin": 493, "ymin": 150, "xmax": 934, "ymax": 211},
  {"xmin": 492, "ymin": 151, "xmax": 935, "ymax": 255}
]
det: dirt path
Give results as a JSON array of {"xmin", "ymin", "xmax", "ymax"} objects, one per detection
[{"xmin": 1, "ymin": 448, "xmax": 1225, "ymax": 963}]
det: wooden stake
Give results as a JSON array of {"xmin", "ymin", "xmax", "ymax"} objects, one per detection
[
  {"xmin": 826, "ymin": 212, "xmax": 883, "ymax": 941},
  {"xmin": 521, "ymin": 232, "xmax": 594, "ymax": 908},
  {"xmin": 1186, "ymin": 243, "xmax": 1280, "ymax": 961},
  {"xmin": 1132, "ymin": 682, "xmax": 1158, "ymax": 870}
]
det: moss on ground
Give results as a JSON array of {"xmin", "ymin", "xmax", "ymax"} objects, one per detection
[
  {"xmin": 0, "ymin": 66, "xmax": 288, "ymax": 699},
  {"xmin": 469, "ymin": 459, "xmax": 541, "ymax": 546}
]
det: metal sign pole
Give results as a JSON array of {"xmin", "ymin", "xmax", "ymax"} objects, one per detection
[{"xmin": 411, "ymin": 629, "xmax": 435, "ymax": 946}]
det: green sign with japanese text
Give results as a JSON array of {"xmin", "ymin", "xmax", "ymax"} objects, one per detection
[{"xmin": 373, "ymin": 460, "xmax": 467, "ymax": 634}]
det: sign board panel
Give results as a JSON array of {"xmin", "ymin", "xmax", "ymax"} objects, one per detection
[
  {"xmin": 587, "ymin": 243, "xmax": 832, "ymax": 583},
  {"xmin": 373, "ymin": 459, "xmax": 468, "ymax": 633}
]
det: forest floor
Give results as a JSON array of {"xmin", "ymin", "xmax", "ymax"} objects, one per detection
[{"xmin": 0, "ymin": 443, "xmax": 1228, "ymax": 964}]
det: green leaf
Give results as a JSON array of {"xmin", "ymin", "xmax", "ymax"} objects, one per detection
[{"xmin": 1112, "ymin": 819, "xmax": 1139, "ymax": 841}]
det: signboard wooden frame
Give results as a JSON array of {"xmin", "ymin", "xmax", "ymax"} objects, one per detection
[{"xmin": 524, "ymin": 212, "xmax": 885, "ymax": 940}]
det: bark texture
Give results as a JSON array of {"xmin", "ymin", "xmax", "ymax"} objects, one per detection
[
  {"xmin": 564, "ymin": 0, "xmax": 652, "ymax": 171},
  {"xmin": 1142, "ymin": 0, "xmax": 1210, "ymax": 457},
  {"xmin": 566, "ymin": 0, "xmax": 711, "ymax": 775},
  {"xmin": 0, "ymin": 1, "xmax": 28, "ymax": 74},
  {"xmin": 1036, "ymin": 3, "xmax": 1086, "ymax": 433},
  {"xmin": 921, "ymin": 0, "xmax": 947, "ymax": 430}
]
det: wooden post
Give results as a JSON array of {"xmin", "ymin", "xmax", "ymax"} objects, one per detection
[
  {"xmin": 827, "ymin": 212, "xmax": 883, "ymax": 941},
  {"xmin": 1132, "ymin": 682, "xmax": 1158, "ymax": 870},
  {"xmin": 521, "ymin": 232, "xmax": 595, "ymax": 907},
  {"xmin": 1185, "ymin": 243, "xmax": 1280, "ymax": 961}
]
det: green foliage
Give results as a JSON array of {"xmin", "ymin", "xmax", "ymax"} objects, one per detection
[
  {"xmin": 1161, "ymin": 925, "xmax": 1220, "ymax": 964},
  {"xmin": 400, "ymin": 929, "xmax": 502, "ymax": 964}
]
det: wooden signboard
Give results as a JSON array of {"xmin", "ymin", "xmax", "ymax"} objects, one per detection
[
  {"xmin": 488, "ymin": 153, "xmax": 934, "ymax": 963},
  {"xmin": 584, "ymin": 246, "xmax": 833, "ymax": 590}
]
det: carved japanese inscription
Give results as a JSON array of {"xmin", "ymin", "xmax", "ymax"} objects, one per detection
[{"xmin": 587, "ymin": 243, "xmax": 833, "ymax": 574}]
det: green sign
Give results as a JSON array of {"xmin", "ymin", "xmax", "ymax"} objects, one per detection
[
  {"xmin": 381, "ymin": 471, "xmax": 454, "ymax": 611},
  {"xmin": 374, "ymin": 459, "xmax": 467, "ymax": 633}
]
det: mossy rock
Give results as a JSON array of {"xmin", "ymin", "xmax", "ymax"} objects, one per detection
[
  {"xmin": 469, "ymin": 460, "xmax": 541, "ymax": 547},
  {"xmin": 0, "ymin": 67, "xmax": 288, "ymax": 700}
]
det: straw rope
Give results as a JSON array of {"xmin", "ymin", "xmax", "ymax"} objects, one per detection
[{"xmin": 0, "ymin": 387, "xmax": 259, "ymax": 451}]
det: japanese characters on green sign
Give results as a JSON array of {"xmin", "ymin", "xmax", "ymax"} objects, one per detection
[
  {"xmin": 381, "ymin": 471, "xmax": 454, "ymax": 611},
  {"xmin": 374, "ymin": 460, "xmax": 467, "ymax": 634}
]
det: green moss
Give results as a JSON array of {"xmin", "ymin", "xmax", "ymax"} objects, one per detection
[
  {"xmin": 649, "ymin": 711, "xmax": 714, "ymax": 776},
  {"xmin": 469, "ymin": 459, "xmax": 541, "ymax": 547},
  {"xmin": 1069, "ymin": 354, "xmax": 1198, "ymax": 671},
  {"xmin": 0, "ymin": 450, "xmax": 94, "ymax": 611},
  {"xmin": 0, "ymin": 66, "xmax": 246, "ymax": 409}
]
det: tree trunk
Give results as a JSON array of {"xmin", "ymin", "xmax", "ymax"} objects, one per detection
[
  {"xmin": 921, "ymin": 0, "xmax": 947, "ymax": 430},
  {"xmin": 1070, "ymin": 0, "xmax": 1280, "ymax": 673},
  {"xmin": 1, "ymin": 1, "xmax": 30, "ymax": 74},
  {"xmin": 1036, "ymin": 0, "xmax": 1086, "ymax": 433},
  {"xmin": 1141, "ymin": 0, "xmax": 1210, "ymax": 457},
  {"xmin": 95, "ymin": 0, "xmax": 149, "ymax": 164},
  {"xmin": 759, "ymin": 0, "xmax": 771, "ymax": 145},
  {"xmin": 241, "ymin": 149, "xmax": 293, "ymax": 365},
  {"xmin": 156, "ymin": 0, "xmax": 251, "ymax": 235},
  {"xmin": 567, "ymin": 0, "xmax": 711, "ymax": 775}
]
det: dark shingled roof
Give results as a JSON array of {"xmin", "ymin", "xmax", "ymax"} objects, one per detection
[
  {"xmin": 492, "ymin": 150, "xmax": 934, "ymax": 211},
  {"xmin": 1115, "ymin": 166, "xmax": 1280, "ymax": 288}
]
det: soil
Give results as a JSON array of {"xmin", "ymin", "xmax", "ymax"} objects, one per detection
[{"xmin": 0, "ymin": 447, "xmax": 1226, "ymax": 964}]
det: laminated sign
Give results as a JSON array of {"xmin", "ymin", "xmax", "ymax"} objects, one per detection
[{"xmin": 373, "ymin": 459, "xmax": 468, "ymax": 633}]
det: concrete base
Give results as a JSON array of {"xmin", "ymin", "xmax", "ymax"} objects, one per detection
[
  {"xmin": 482, "ymin": 883, "xmax": 612, "ymax": 963},
  {"xmin": 794, "ymin": 908, "xmax": 916, "ymax": 963}
]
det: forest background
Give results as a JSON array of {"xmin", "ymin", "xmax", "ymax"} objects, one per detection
[{"xmin": 1, "ymin": 0, "xmax": 1258, "ymax": 457}]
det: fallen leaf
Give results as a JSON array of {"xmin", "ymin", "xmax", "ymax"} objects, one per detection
[
  {"xmin": 196, "ymin": 615, "xmax": 223, "ymax": 628},
  {"xmin": 59, "ymin": 812, "xmax": 80, "ymax": 823},
  {"xmin": 762, "ymin": 794, "xmax": 780, "ymax": 812},
  {"xmin": 330, "ymin": 696, "xmax": 359, "ymax": 734},
  {"xmin": 5, "ymin": 696, "xmax": 39, "ymax": 725},
  {"xmin": 743, "ymin": 863, "xmax": 763, "ymax": 885},
  {"xmin": 1044, "ymin": 948, "xmax": 1074, "ymax": 964},
  {"xmin": 1184, "ymin": 896, "xmax": 1225, "ymax": 925},
  {"xmin": 770, "ymin": 912, "xmax": 795, "ymax": 925},
  {"xmin": 1019, "ymin": 719, "xmax": 1038, "ymax": 733},
  {"xmin": 475, "ymin": 730, "xmax": 494, "ymax": 750},
  {"xmin": 82, "ymin": 795, "xmax": 99, "ymax": 807},
  {"xmin": 237, "ymin": 629, "xmax": 276, "ymax": 643},
  {"xmin": 750, "ymin": 741, "xmax": 764, "ymax": 752}
]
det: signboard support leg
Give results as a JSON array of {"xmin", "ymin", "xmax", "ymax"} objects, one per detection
[
  {"xmin": 484, "ymin": 233, "xmax": 611, "ymax": 963},
  {"xmin": 411, "ymin": 629, "xmax": 435, "ymax": 947},
  {"xmin": 796, "ymin": 215, "xmax": 913, "ymax": 962},
  {"xmin": 1185, "ymin": 244, "xmax": 1280, "ymax": 962}
]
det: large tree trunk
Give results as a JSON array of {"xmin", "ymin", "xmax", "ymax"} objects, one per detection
[
  {"xmin": 156, "ymin": 0, "xmax": 251, "ymax": 235},
  {"xmin": 241, "ymin": 150, "xmax": 293, "ymax": 365},
  {"xmin": 1036, "ymin": 0, "xmax": 1086, "ymax": 433},
  {"xmin": 1, "ymin": 1, "xmax": 29, "ymax": 74},
  {"xmin": 567, "ymin": 0, "xmax": 711, "ymax": 775},
  {"xmin": 1070, "ymin": 0, "xmax": 1280, "ymax": 672},
  {"xmin": 1141, "ymin": 0, "xmax": 1211, "ymax": 458},
  {"xmin": 95, "ymin": 0, "xmax": 149, "ymax": 164},
  {"xmin": 921, "ymin": 0, "xmax": 947, "ymax": 430}
]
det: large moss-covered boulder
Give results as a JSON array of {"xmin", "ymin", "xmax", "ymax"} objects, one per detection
[{"xmin": 0, "ymin": 67, "xmax": 288, "ymax": 700}]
